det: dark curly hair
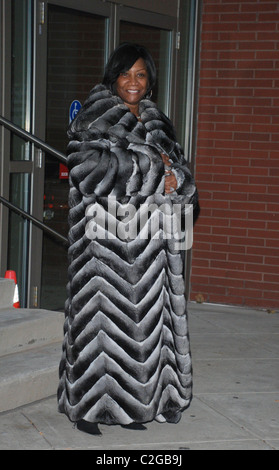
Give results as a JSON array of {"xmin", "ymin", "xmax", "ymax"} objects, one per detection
[{"xmin": 102, "ymin": 42, "xmax": 156, "ymax": 99}]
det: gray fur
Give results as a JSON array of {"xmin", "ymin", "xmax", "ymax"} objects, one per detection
[{"xmin": 57, "ymin": 84, "xmax": 199, "ymax": 425}]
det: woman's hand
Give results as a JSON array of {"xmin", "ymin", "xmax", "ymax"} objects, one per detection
[{"xmin": 161, "ymin": 154, "xmax": 177, "ymax": 194}]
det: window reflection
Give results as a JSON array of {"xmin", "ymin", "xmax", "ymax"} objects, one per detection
[{"xmin": 11, "ymin": 0, "xmax": 33, "ymax": 161}]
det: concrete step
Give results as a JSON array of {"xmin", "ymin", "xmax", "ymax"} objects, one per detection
[
  {"xmin": 0, "ymin": 308, "xmax": 65, "ymax": 413},
  {"xmin": 0, "ymin": 308, "xmax": 64, "ymax": 357},
  {"xmin": 0, "ymin": 278, "xmax": 15, "ymax": 308},
  {"xmin": 0, "ymin": 342, "xmax": 62, "ymax": 413}
]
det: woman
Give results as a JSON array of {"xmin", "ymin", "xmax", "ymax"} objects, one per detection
[{"xmin": 58, "ymin": 43, "xmax": 199, "ymax": 434}]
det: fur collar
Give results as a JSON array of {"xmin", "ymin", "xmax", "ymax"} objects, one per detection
[
  {"xmin": 68, "ymin": 84, "xmax": 178, "ymax": 156},
  {"xmin": 67, "ymin": 84, "xmax": 198, "ymax": 208}
]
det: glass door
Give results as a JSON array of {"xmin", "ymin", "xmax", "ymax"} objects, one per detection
[
  {"xmin": 33, "ymin": 0, "xmax": 112, "ymax": 310},
  {"xmin": 42, "ymin": 5, "xmax": 109, "ymax": 310},
  {"xmin": 5, "ymin": 0, "xmax": 33, "ymax": 307}
]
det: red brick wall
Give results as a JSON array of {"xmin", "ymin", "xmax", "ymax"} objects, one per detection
[{"xmin": 191, "ymin": 0, "xmax": 279, "ymax": 310}]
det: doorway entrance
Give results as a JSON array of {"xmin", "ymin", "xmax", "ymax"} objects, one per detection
[
  {"xmin": 38, "ymin": 0, "xmax": 178, "ymax": 310},
  {"xmin": 1, "ymin": 0, "xmax": 200, "ymax": 309}
]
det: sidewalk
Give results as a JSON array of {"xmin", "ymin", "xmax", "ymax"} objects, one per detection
[{"xmin": 0, "ymin": 303, "xmax": 278, "ymax": 450}]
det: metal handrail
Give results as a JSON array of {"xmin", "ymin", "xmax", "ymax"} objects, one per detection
[
  {"xmin": 0, "ymin": 115, "xmax": 67, "ymax": 163},
  {"xmin": 0, "ymin": 115, "xmax": 68, "ymax": 245},
  {"xmin": 0, "ymin": 195, "xmax": 68, "ymax": 246}
]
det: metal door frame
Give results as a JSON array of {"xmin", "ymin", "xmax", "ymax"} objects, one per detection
[{"xmin": 0, "ymin": 0, "xmax": 11, "ymax": 276}]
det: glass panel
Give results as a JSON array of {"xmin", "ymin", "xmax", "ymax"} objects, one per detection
[
  {"xmin": 120, "ymin": 21, "xmax": 171, "ymax": 114},
  {"xmin": 7, "ymin": 174, "xmax": 30, "ymax": 307},
  {"xmin": 11, "ymin": 0, "xmax": 33, "ymax": 161},
  {"xmin": 176, "ymin": 0, "xmax": 195, "ymax": 156},
  {"xmin": 7, "ymin": 0, "xmax": 33, "ymax": 307},
  {"xmin": 41, "ymin": 5, "xmax": 107, "ymax": 310}
]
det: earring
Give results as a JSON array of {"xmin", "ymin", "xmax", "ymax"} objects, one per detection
[{"xmin": 145, "ymin": 90, "xmax": 153, "ymax": 100}]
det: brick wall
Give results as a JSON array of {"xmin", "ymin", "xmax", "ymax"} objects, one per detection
[{"xmin": 191, "ymin": 0, "xmax": 279, "ymax": 310}]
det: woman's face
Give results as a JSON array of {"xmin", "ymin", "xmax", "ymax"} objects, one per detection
[{"xmin": 115, "ymin": 58, "xmax": 149, "ymax": 114}]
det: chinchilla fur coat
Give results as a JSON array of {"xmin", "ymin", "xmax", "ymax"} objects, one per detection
[{"xmin": 57, "ymin": 84, "xmax": 199, "ymax": 425}]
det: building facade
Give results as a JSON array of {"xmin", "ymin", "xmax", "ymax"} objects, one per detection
[{"xmin": 191, "ymin": 0, "xmax": 279, "ymax": 310}]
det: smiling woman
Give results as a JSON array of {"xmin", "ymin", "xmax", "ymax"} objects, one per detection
[
  {"xmin": 58, "ymin": 42, "xmax": 199, "ymax": 433},
  {"xmin": 104, "ymin": 43, "xmax": 177, "ymax": 193},
  {"xmin": 103, "ymin": 42, "xmax": 156, "ymax": 100},
  {"xmin": 116, "ymin": 58, "xmax": 149, "ymax": 117}
]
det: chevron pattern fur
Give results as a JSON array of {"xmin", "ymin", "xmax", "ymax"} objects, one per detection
[{"xmin": 57, "ymin": 85, "xmax": 199, "ymax": 425}]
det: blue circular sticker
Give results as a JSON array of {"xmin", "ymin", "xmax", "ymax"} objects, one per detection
[{"xmin": 69, "ymin": 100, "xmax": 82, "ymax": 123}]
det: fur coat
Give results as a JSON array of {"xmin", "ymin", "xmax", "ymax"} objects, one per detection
[{"xmin": 57, "ymin": 84, "xmax": 199, "ymax": 425}]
